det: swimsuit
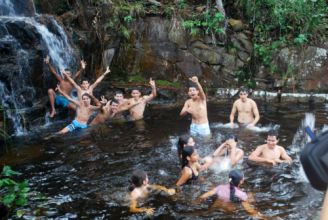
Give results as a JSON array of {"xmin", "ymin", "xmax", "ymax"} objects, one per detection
[
  {"xmin": 215, "ymin": 184, "xmax": 248, "ymax": 202},
  {"xmin": 65, "ymin": 119, "xmax": 88, "ymax": 132},
  {"xmin": 55, "ymin": 95, "xmax": 70, "ymax": 107},
  {"xmin": 190, "ymin": 123, "xmax": 211, "ymax": 136},
  {"xmin": 184, "ymin": 165, "xmax": 199, "ymax": 185}
]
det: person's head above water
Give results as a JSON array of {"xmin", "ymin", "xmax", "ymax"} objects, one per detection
[
  {"xmin": 129, "ymin": 170, "xmax": 148, "ymax": 192},
  {"xmin": 188, "ymin": 82, "xmax": 199, "ymax": 99},
  {"xmin": 114, "ymin": 90, "xmax": 124, "ymax": 101},
  {"xmin": 80, "ymin": 77, "xmax": 90, "ymax": 90},
  {"xmin": 266, "ymin": 129, "xmax": 279, "ymax": 149},
  {"xmin": 239, "ymin": 88, "xmax": 249, "ymax": 102},
  {"xmin": 131, "ymin": 88, "xmax": 142, "ymax": 98},
  {"xmin": 225, "ymin": 133, "xmax": 238, "ymax": 142},
  {"xmin": 229, "ymin": 169, "xmax": 245, "ymax": 202},
  {"xmin": 81, "ymin": 93, "xmax": 92, "ymax": 105},
  {"xmin": 109, "ymin": 98, "xmax": 119, "ymax": 112},
  {"xmin": 177, "ymin": 135, "xmax": 195, "ymax": 163},
  {"xmin": 181, "ymin": 146, "xmax": 198, "ymax": 168}
]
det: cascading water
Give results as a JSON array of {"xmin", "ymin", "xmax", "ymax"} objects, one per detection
[
  {"xmin": 291, "ymin": 113, "xmax": 316, "ymax": 182},
  {"xmin": 0, "ymin": 0, "xmax": 77, "ymax": 135}
]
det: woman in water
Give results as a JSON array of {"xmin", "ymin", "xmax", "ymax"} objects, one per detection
[
  {"xmin": 199, "ymin": 169, "xmax": 266, "ymax": 219},
  {"xmin": 211, "ymin": 134, "xmax": 244, "ymax": 167},
  {"xmin": 177, "ymin": 135, "xmax": 196, "ymax": 164},
  {"xmin": 129, "ymin": 170, "xmax": 175, "ymax": 215}
]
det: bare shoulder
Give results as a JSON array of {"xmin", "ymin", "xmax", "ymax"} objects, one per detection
[
  {"xmin": 182, "ymin": 166, "xmax": 192, "ymax": 175},
  {"xmin": 278, "ymin": 145, "xmax": 287, "ymax": 152},
  {"xmin": 255, "ymin": 144, "xmax": 266, "ymax": 151},
  {"xmin": 130, "ymin": 189, "xmax": 140, "ymax": 200},
  {"xmin": 249, "ymin": 98, "xmax": 257, "ymax": 105}
]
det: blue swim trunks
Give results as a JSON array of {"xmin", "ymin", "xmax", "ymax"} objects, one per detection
[
  {"xmin": 190, "ymin": 123, "xmax": 211, "ymax": 136},
  {"xmin": 65, "ymin": 119, "xmax": 88, "ymax": 132},
  {"xmin": 55, "ymin": 95, "xmax": 70, "ymax": 107}
]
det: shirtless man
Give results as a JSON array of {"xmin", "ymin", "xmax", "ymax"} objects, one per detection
[
  {"xmin": 56, "ymin": 85, "xmax": 101, "ymax": 134},
  {"xmin": 212, "ymin": 134, "xmax": 244, "ymax": 167},
  {"xmin": 180, "ymin": 76, "xmax": 210, "ymax": 137},
  {"xmin": 127, "ymin": 78, "xmax": 157, "ymax": 121},
  {"xmin": 63, "ymin": 66, "xmax": 110, "ymax": 98},
  {"xmin": 248, "ymin": 130, "xmax": 292, "ymax": 166},
  {"xmin": 45, "ymin": 55, "xmax": 86, "ymax": 117},
  {"xmin": 230, "ymin": 88, "xmax": 260, "ymax": 128},
  {"xmin": 90, "ymin": 97, "xmax": 141, "ymax": 125}
]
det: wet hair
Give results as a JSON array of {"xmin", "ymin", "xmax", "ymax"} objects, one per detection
[
  {"xmin": 181, "ymin": 146, "xmax": 194, "ymax": 169},
  {"xmin": 115, "ymin": 90, "xmax": 124, "ymax": 95},
  {"xmin": 82, "ymin": 93, "xmax": 92, "ymax": 99},
  {"xmin": 129, "ymin": 170, "xmax": 147, "ymax": 192},
  {"xmin": 267, "ymin": 129, "xmax": 279, "ymax": 139},
  {"xmin": 239, "ymin": 87, "xmax": 248, "ymax": 94},
  {"xmin": 0, "ymin": 203, "xmax": 8, "ymax": 219},
  {"xmin": 177, "ymin": 135, "xmax": 193, "ymax": 165},
  {"xmin": 81, "ymin": 77, "xmax": 90, "ymax": 83},
  {"xmin": 110, "ymin": 98, "xmax": 119, "ymax": 105},
  {"xmin": 225, "ymin": 134, "xmax": 238, "ymax": 142},
  {"xmin": 188, "ymin": 82, "xmax": 199, "ymax": 90},
  {"xmin": 229, "ymin": 169, "xmax": 244, "ymax": 202}
]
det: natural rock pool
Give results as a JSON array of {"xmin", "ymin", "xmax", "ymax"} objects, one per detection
[{"xmin": 1, "ymin": 101, "xmax": 325, "ymax": 219}]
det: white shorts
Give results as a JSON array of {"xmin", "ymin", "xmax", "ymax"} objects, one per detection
[{"xmin": 190, "ymin": 123, "xmax": 211, "ymax": 136}]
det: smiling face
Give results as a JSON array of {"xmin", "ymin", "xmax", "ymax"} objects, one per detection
[
  {"xmin": 187, "ymin": 150, "xmax": 199, "ymax": 163},
  {"xmin": 188, "ymin": 87, "xmax": 199, "ymax": 99},
  {"xmin": 131, "ymin": 89, "xmax": 141, "ymax": 99},
  {"xmin": 266, "ymin": 135, "xmax": 278, "ymax": 149},
  {"xmin": 81, "ymin": 80, "xmax": 90, "ymax": 90},
  {"xmin": 187, "ymin": 137, "xmax": 195, "ymax": 147},
  {"xmin": 82, "ymin": 95, "xmax": 91, "ymax": 106},
  {"xmin": 114, "ymin": 93, "xmax": 124, "ymax": 102},
  {"xmin": 110, "ymin": 102, "xmax": 119, "ymax": 113}
]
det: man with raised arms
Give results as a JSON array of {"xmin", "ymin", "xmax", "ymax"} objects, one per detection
[
  {"xmin": 127, "ymin": 78, "xmax": 157, "ymax": 121},
  {"xmin": 62, "ymin": 66, "xmax": 110, "ymax": 98},
  {"xmin": 230, "ymin": 88, "xmax": 260, "ymax": 128},
  {"xmin": 248, "ymin": 130, "xmax": 292, "ymax": 166},
  {"xmin": 180, "ymin": 76, "xmax": 210, "ymax": 137},
  {"xmin": 45, "ymin": 55, "xmax": 86, "ymax": 117}
]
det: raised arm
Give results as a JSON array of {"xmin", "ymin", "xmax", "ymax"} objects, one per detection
[
  {"xmin": 230, "ymin": 101, "xmax": 237, "ymax": 126},
  {"xmin": 144, "ymin": 78, "xmax": 157, "ymax": 102},
  {"xmin": 212, "ymin": 142, "xmax": 227, "ymax": 157},
  {"xmin": 189, "ymin": 76, "xmax": 206, "ymax": 100},
  {"xmin": 89, "ymin": 94, "xmax": 102, "ymax": 110},
  {"xmin": 89, "ymin": 66, "xmax": 110, "ymax": 90},
  {"xmin": 63, "ymin": 72, "xmax": 81, "ymax": 91},
  {"xmin": 44, "ymin": 55, "xmax": 62, "ymax": 82},
  {"xmin": 249, "ymin": 100, "xmax": 260, "ymax": 127},
  {"xmin": 56, "ymin": 85, "xmax": 79, "ymax": 106},
  {"xmin": 73, "ymin": 59, "xmax": 86, "ymax": 80}
]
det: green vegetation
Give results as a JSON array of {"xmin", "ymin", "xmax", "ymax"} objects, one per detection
[
  {"xmin": 156, "ymin": 80, "xmax": 182, "ymax": 89},
  {"xmin": 235, "ymin": 0, "xmax": 327, "ymax": 74},
  {"xmin": 182, "ymin": 9, "xmax": 225, "ymax": 36},
  {"xmin": 0, "ymin": 166, "xmax": 29, "ymax": 217}
]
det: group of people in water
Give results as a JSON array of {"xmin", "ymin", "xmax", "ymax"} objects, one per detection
[{"xmin": 44, "ymin": 56, "xmax": 293, "ymax": 218}]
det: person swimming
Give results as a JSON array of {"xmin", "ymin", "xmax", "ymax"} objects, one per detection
[
  {"xmin": 199, "ymin": 169, "xmax": 266, "ymax": 219},
  {"xmin": 128, "ymin": 170, "xmax": 175, "ymax": 215},
  {"xmin": 176, "ymin": 146, "xmax": 206, "ymax": 186}
]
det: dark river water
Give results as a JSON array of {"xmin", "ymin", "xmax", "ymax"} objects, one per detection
[{"xmin": 1, "ymin": 101, "xmax": 326, "ymax": 219}]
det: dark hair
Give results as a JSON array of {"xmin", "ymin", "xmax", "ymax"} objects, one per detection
[
  {"xmin": 129, "ymin": 170, "xmax": 147, "ymax": 192},
  {"xmin": 229, "ymin": 169, "xmax": 244, "ymax": 202},
  {"xmin": 225, "ymin": 134, "xmax": 238, "ymax": 142},
  {"xmin": 115, "ymin": 90, "xmax": 123, "ymax": 95},
  {"xmin": 239, "ymin": 87, "xmax": 248, "ymax": 94},
  {"xmin": 82, "ymin": 93, "xmax": 92, "ymax": 99},
  {"xmin": 110, "ymin": 98, "xmax": 119, "ymax": 105},
  {"xmin": 267, "ymin": 129, "xmax": 278, "ymax": 138},
  {"xmin": 177, "ymin": 135, "xmax": 193, "ymax": 165},
  {"xmin": 181, "ymin": 146, "xmax": 194, "ymax": 169},
  {"xmin": 81, "ymin": 77, "xmax": 90, "ymax": 83},
  {"xmin": 188, "ymin": 82, "xmax": 198, "ymax": 90}
]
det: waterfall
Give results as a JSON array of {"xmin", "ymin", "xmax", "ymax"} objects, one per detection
[{"xmin": 0, "ymin": 0, "xmax": 77, "ymax": 135}]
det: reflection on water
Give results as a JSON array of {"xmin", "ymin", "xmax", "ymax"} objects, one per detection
[{"xmin": 0, "ymin": 102, "xmax": 326, "ymax": 219}]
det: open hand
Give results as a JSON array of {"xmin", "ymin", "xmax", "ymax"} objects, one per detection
[
  {"xmin": 167, "ymin": 188, "xmax": 176, "ymax": 195},
  {"xmin": 104, "ymin": 66, "xmax": 110, "ymax": 75},
  {"xmin": 100, "ymin": 96, "xmax": 108, "ymax": 104},
  {"xmin": 81, "ymin": 60, "xmax": 87, "ymax": 69},
  {"xmin": 144, "ymin": 207, "xmax": 155, "ymax": 215}
]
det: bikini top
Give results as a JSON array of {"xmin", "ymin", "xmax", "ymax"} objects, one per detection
[{"xmin": 184, "ymin": 165, "xmax": 199, "ymax": 185}]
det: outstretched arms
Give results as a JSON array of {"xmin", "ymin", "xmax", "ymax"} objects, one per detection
[
  {"xmin": 63, "ymin": 72, "xmax": 81, "ymax": 91},
  {"xmin": 149, "ymin": 185, "xmax": 175, "ymax": 195},
  {"xmin": 73, "ymin": 60, "xmax": 87, "ymax": 79},
  {"xmin": 89, "ymin": 66, "xmax": 110, "ymax": 90},
  {"xmin": 44, "ymin": 55, "xmax": 62, "ymax": 82},
  {"xmin": 56, "ymin": 85, "xmax": 79, "ymax": 106}
]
